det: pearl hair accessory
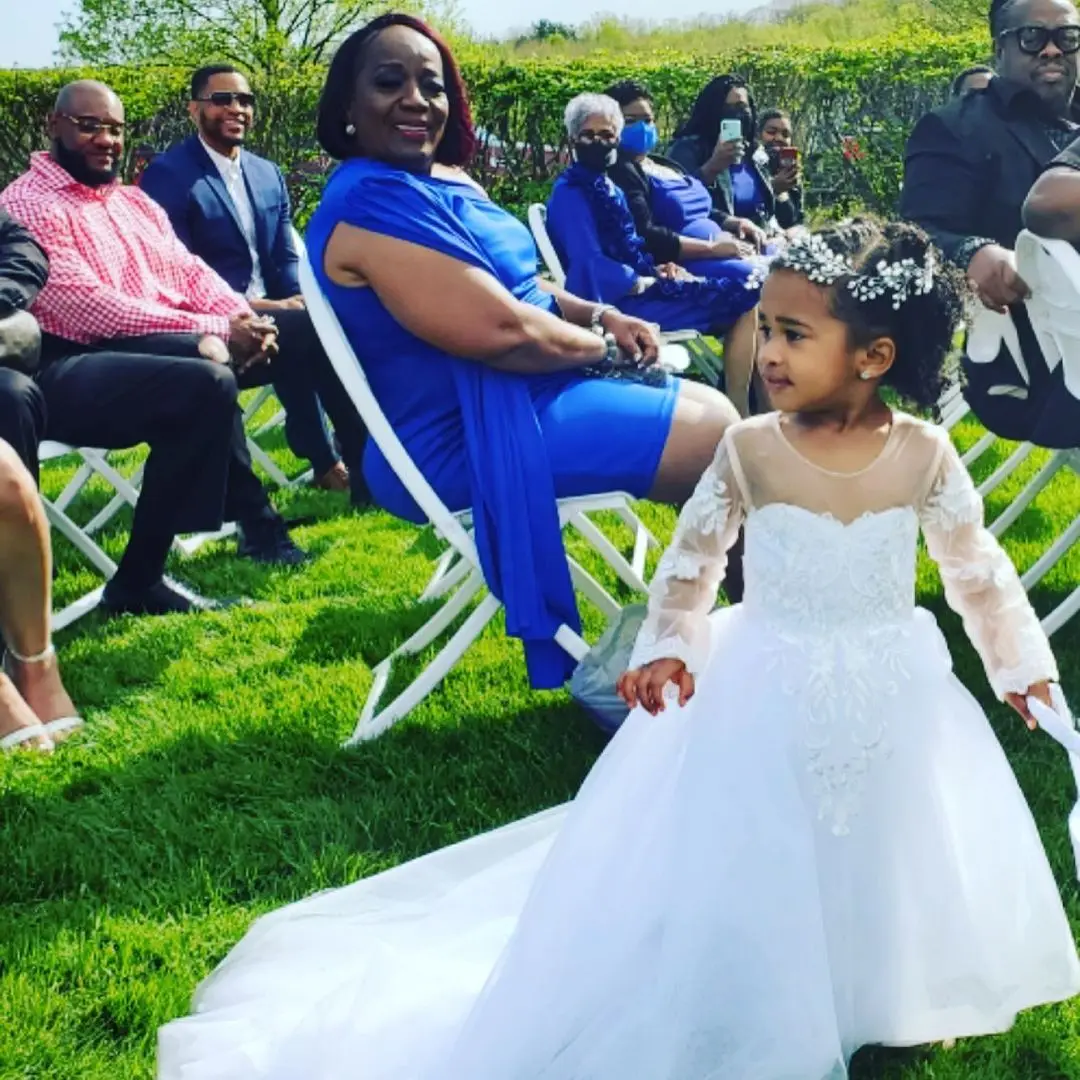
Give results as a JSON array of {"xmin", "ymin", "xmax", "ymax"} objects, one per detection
[
  {"xmin": 345, "ymin": 123, "xmax": 357, "ymax": 135},
  {"xmin": 847, "ymin": 250, "xmax": 936, "ymax": 311},
  {"xmin": 743, "ymin": 234, "xmax": 937, "ymax": 313}
]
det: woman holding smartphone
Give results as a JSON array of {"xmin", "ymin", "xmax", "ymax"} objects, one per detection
[
  {"xmin": 757, "ymin": 108, "xmax": 805, "ymax": 228},
  {"xmin": 668, "ymin": 74, "xmax": 787, "ymax": 238}
]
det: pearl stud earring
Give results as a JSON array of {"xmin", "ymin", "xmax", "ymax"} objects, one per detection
[
  {"xmin": 859, "ymin": 371, "xmax": 873, "ymax": 381},
  {"xmin": 345, "ymin": 123, "xmax": 356, "ymax": 135}
]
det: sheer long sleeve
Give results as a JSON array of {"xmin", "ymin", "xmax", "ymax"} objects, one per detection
[
  {"xmin": 919, "ymin": 436, "xmax": 1058, "ymax": 699},
  {"xmin": 629, "ymin": 436, "xmax": 745, "ymax": 673}
]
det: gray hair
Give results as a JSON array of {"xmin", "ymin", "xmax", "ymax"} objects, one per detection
[{"xmin": 563, "ymin": 93, "xmax": 624, "ymax": 141}]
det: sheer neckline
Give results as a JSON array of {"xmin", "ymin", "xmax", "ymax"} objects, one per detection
[{"xmin": 772, "ymin": 411, "xmax": 897, "ymax": 479}]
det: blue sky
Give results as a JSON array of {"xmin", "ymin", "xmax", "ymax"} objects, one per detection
[{"xmin": 3, "ymin": 0, "xmax": 761, "ymax": 67}]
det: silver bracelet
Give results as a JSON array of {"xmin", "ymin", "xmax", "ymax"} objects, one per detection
[{"xmin": 589, "ymin": 304, "xmax": 616, "ymax": 335}]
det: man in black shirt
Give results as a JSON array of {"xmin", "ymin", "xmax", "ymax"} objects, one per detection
[{"xmin": 902, "ymin": 0, "xmax": 1080, "ymax": 447}]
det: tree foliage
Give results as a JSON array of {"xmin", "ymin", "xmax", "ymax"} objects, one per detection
[{"xmin": 57, "ymin": 0, "xmax": 401, "ymax": 74}]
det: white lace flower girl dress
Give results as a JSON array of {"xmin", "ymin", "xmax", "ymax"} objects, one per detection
[{"xmin": 158, "ymin": 412, "xmax": 1080, "ymax": 1080}]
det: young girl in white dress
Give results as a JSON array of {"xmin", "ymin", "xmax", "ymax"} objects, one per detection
[{"xmin": 158, "ymin": 219, "xmax": 1080, "ymax": 1080}]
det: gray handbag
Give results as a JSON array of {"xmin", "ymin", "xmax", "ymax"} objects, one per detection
[
  {"xmin": 569, "ymin": 604, "xmax": 648, "ymax": 734},
  {"xmin": 0, "ymin": 310, "xmax": 41, "ymax": 374}
]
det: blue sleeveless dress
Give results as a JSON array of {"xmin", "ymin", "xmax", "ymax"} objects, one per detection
[
  {"xmin": 305, "ymin": 158, "xmax": 679, "ymax": 687},
  {"xmin": 648, "ymin": 170, "xmax": 757, "ymax": 281}
]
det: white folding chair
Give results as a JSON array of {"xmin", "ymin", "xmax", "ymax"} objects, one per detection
[
  {"xmin": 297, "ymin": 233, "xmax": 660, "ymax": 741},
  {"xmin": 38, "ymin": 441, "xmax": 117, "ymax": 630},
  {"xmin": 527, "ymin": 203, "xmax": 725, "ymax": 387}
]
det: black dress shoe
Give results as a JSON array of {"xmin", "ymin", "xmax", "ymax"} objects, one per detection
[
  {"xmin": 236, "ymin": 517, "xmax": 309, "ymax": 566},
  {"xmin": 101, "ymin": 577, "xmax": 220, "ymax": 617}
]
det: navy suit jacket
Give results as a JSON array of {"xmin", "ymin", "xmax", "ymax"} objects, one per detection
[{"xmin": 140, "ymin": 135, "xmax": 300, "ymax": 299}]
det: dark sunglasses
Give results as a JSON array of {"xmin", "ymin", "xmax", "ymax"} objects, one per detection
[
  {"xmin": 60, "ymin": 114, "xmax": 124, "ymax": 137},
  {"xmin": 195, "ymin": 91, "xmax": 257, "ymax": 109},
  {"xmin": 998, "ymin": 24, "xmax": 1080, "ymax": 55}
]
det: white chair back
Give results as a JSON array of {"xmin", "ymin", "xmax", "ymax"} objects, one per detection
[
  {"xmin": 1016, "ymin": 229, "xmax": 1080, "ymax": 400},
  {"xmin": 293, "ymin": 230, "xmax": 477, "ymax": 562},
  {"xmin": 528, "ymin": 203, "xmax": 566, "ymax": 288}
]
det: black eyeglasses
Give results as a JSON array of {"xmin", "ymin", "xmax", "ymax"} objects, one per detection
[
  {"xmin": 60, "ymin": 114, "xmax": 125, "ymax": 137},
  {"xmin": 999, "ymin": 24, "xmax": 1080, "ymax": 55},
  {"xmin": 195, "ymin": 91, "xmax": 257, "ymax": 109}
]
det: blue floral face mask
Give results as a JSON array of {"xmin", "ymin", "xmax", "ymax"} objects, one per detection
[{"xmin": 620, "ymin": 120, "xmax": 659, "ymax": 156}]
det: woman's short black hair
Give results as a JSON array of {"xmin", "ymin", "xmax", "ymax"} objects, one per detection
[
  {"xmin": 316, "ymin": 12, "xmax": 476, "ymax": 165},
  {"xmin": 772, "ymin": 217, "xmax": 968, "ymax": 408},
  {"xmin": 758, "ymin": 107, "xmax": 791, "ymax": 133},
  {"xmin": 605, "ymin": 80, "xmax": 652, "ymax": 108},
  {"xmin": 951, "ymin": 65, "xmax": 994, "ymax": 96},
  {"xmin": 675, "ymin": 73, "xmax": 756, "ymax": 149}
]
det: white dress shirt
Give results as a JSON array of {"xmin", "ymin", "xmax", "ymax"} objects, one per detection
[{"xmin": 200, "ymin": 137, "xmax": 266, "ymax": 299}]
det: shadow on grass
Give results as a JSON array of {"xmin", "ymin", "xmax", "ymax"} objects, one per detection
[{"xmin": 0, "ymin": 700, "xmax": 605, "ymax": 938}]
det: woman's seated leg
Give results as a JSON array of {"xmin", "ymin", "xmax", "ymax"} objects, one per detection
[{"xmin": 0, "ymin": 439, "xmax": 76, "ymax": 750}]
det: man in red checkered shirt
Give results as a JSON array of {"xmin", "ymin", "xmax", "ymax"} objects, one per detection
[{"xmin": 1, "ymin": 80, "xmax": 308, "ymax": 616}]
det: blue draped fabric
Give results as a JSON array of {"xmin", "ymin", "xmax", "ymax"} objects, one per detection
[
  {"xmin": 730, "ymin": 163, "xmax": 768, "ymax": 221},
  {"xmin": 305, "ymin": 158, "xmax": 580, "ymax": 689}
]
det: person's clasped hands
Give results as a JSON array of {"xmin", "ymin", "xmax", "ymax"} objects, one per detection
[
  {"xmin": 599, "ymin": 309, "xmax": 661, "ymax": 368},
  {"xmin": 199, "ymin": 312, "xmax": 279, "ymax": 373}
]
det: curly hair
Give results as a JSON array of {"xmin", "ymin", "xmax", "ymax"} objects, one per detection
[
  {"xmin": 776, "ymin": 217, "xmax": 968, "ymax": 408},
  {"xmin": 316, "ymin": 13, "xmax": 476, "ymax": 165}
]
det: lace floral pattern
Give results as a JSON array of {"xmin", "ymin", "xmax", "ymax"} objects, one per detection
[
  {"xmin": 629, "ymin": 439, "xmax": 743, "ymax": 673},
  {"xmin": 919, "ymin": 435, "xmax": 1058, "ymax": 699},
  {"xmin": 747, "ymin": 505, "xmax": 920, "ymax": 834}
]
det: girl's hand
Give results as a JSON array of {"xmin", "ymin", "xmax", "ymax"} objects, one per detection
[
  {"xmin": 617, "ymin": 659, "xmax": 695, "ymax": 715},
  {"xmin": 600, "ymin": 310, "xmax": 661, "ymax": 367},
  {"xmin": 771, "ymin": 163, "xmax": 801, "ymax": 195},
  {"xmin": 1006, "ymin": 680, "xmax": 1053, "ymax": 731}
]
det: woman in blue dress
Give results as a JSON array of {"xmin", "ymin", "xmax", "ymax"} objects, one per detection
[
  {"xmin": 302, "ymin": 15, "xmax": 745, "ymax": 689},
  {"xmin": 545, "ymin": 93, "xmax": 761, "ymax": 417},
  {"xmin": 605, "ymin": 79, "xmax": 762, "ymax": 280},
  {"xmin": 668, "ymin": 73, "xmax": 786, "ymax": 238}
]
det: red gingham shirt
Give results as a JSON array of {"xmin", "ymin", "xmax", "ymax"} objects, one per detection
[{"xmin": 0, "ymin": 152, "xmax": 250, "ymax": 344}]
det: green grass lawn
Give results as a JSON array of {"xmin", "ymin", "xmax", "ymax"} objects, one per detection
[{"xmin": 1, "ymin": 407, "xmax": 1078, "ymax": 1080}]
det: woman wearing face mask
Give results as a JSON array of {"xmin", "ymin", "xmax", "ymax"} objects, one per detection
[
  {"xmin": 605, "ymin": 79, "xmax": 760, "ymax": 279},
  {"xmin": 545, "ymin": 93, "xmax": 762, "ymax": 416},
  {"xmin": 668, "ymin": 74, "xmax": 779, "ymax": 244}
]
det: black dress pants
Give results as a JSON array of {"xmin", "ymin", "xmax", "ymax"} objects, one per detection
[
  {"xmin": 260, "ymin": 307, "xmax": 368, "ymax": 473},
  {"xmin": 0, "ymin": 368, "xmax": 46, "ymax": 481},
  {"xmin": 37, "ymin": 334, "xmax": 279, "ymax": 589}
]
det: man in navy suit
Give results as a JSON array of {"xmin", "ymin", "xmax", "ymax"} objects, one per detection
[{"xmin": 141, "ymin": 64, "xmax": 367, "ymax": 500}]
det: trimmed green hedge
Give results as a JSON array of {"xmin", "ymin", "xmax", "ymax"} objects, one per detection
[{"xmin": 0, "ymin": 30, "xmax": 988, "ymax": 222}]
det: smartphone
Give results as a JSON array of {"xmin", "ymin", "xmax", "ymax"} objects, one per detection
[
  {"xmin": 719, "ymin": 118, "xmax": 743, "ymax": 144},
  {"xmin": 778, "ymin": 146, "xmax": 800, "ymax": 167}
]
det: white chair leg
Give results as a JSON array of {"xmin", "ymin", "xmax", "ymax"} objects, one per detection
[
  {"xmin": 960, "ymin": 431, "xmax": 997, "ymax": 469},
  {"xmin": 978, "ymin": 442, "xmax": 1036, "ymax": 499},
  {"xmin": 52, "ymin": 585, "xmax": 106, "ymax": 631},
  {"xmin": 420, "ymin": 548, "xmax": 470, "ymax": 602},
  {"xmin": 53, "ymin": 462, "xmax": 95, "ymax": 513},
  {"xmin": 567, "ymin": 556, "xmax": 622, "ymax": 620},
  {"xmin": 1044, "ymin": 587, "xmax": 1080, "ymax": 637},
  {"xmin": 567, "ymin": 512, "xmax": 647, "ymax": 594},
  {"xmin": 247, "ymin": 438, "xmax": 294, "ymax": 489},
  {"xmin": 1020, "ymin": 513, "xmax": 1080, "ymax": 591},
  {"xmin": 554, "ymin": 623, "xmax": 591, "ymax": 661},
  {"xmin": 42, "ymin": 501, "xmax": 118, "ymax": 578},
  {"xmin": 348, "ymin": 590, "xmax": 501, "ymax": 744},
  {"xmin": 989, "ymin": 452, "xmax": 1066, "ymax": 538}
]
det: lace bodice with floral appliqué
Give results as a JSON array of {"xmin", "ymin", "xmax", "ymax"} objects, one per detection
[{"xmin": 629, "ymin": 414, "xmax": 1058, "ymax": 832}]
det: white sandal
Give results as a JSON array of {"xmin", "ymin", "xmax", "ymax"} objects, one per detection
[
  {"xmin": 0, "ymin": 723, "xmax": 54, "ymax": 752},
  {"xmin": 4, "ymin": 641, "xmax": 84, "ymax": 742}
]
